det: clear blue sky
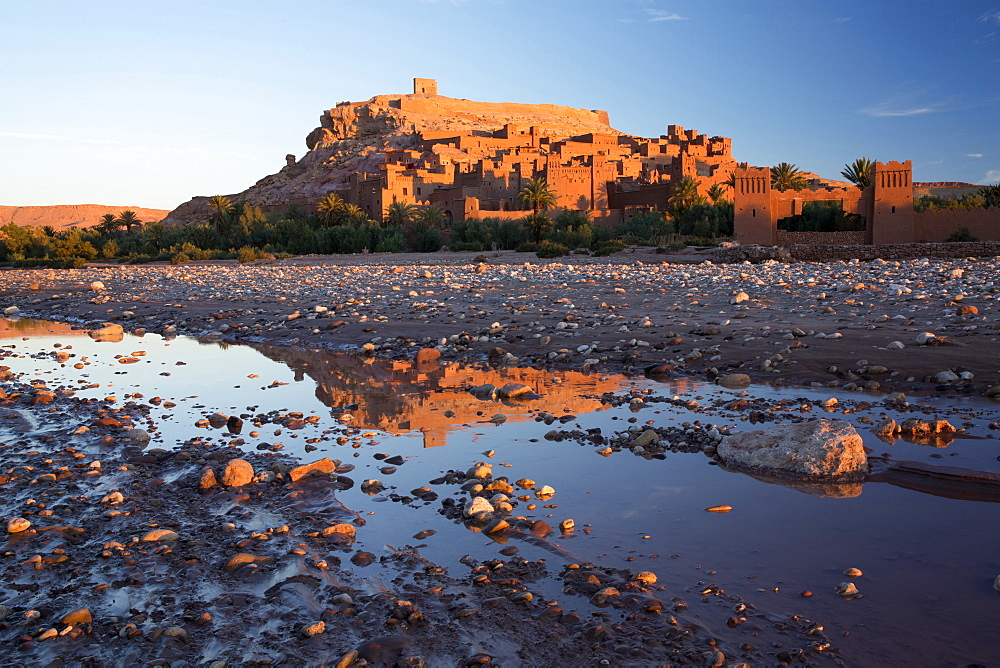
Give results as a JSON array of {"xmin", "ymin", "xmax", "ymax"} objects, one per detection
[{"xmin": 2, "ymin": 0, "xmax": 998, "ymax": 210}]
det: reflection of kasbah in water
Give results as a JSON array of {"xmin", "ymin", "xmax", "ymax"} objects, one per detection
[
  {"xmin": 0, "ymin": 318, "xmax": 85, "ymax": 339},
  {"xmin": 254, "ymin": 345, "xmax": 629, "ymax": 447}
]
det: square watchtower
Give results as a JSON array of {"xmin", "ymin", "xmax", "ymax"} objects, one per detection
[{"xmin": 413, "ymin": 78, "xmax": 438, "ymax": 95}]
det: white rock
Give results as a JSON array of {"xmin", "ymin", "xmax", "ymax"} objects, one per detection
[
  {"xmin": 718, "ymin": 420, "xmax": 868, "ymax": 477},
  {"xmin": 916, "ymin": 332, "xmax": 938, "ymax": 345},
  {"xmin": 934, "ymin": 370, "xmax": 959, "ymax": 383},
  {"xmin": 90, "ymin": 281, "xmax": 105, "ymax": 291},
  {"xmin": 464, "ymin": 496, "xmax": 494, "ymax": 517},
  {"xmin": 886, "ymin": 341, "xmax": 905, "ymax": 350}
]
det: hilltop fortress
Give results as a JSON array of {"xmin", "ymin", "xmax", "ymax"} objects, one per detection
[
  {"xmin": 166, "ymin": 78, "xmax": 995, "ymax": 244},
  {"xmin": 167, "ymin": 78, "xmax": 737, "ymax": 227}
]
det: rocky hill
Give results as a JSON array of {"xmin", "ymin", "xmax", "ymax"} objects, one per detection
[
  {"xmin": 0, "ymin": 204, "xmax": 170, "ymax": 230},
  {"xmin": 164, "ymin": 92, "xmax": 618, "ymax": 224}
]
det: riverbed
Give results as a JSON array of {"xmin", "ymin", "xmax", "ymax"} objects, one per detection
[{"xmin": 2, "ymin": 319, "xmax": 999, "ymax": 665}]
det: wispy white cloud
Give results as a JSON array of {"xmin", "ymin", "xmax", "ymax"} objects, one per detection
[
  {"xmin": 833, "ymin": 16, "xmax": 852, "ymax": 23},
  {"xmin": 861, "ymin": 105, "xmax": 936, "ymax": 117},
  {"xmin": 647, "ymin": 9, "xmax": 686, "ymax": 22},
  {"xmin": 967, "ymin": 153, "xmax": 984, "ymax": 158},
  {"xmin": 980, "ymin": 10, "xmax": 1000, "ymax": 24},
  {"xmin": 860, "ymin": 86, "xmax": 946, "ymax": 117},
  {"xmin": 985, "ymin": 169, "xmax": 1000, "ymax": 182},
  {"xmin": 617, "ymin": 18, "xmax": 636, "ymax": 23}
]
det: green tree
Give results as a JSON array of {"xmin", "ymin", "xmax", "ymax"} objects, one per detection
[
  {"xmin": 206, "ymin": 195, "xmax": 234, "ymax": 216},
  {"xmin": 668, "ymin": 176, "xmax": 704, "ymax": 218},
  {"xmin": 117, "ymin": 210, "xmax": 143, "ymax": 232},
  {"xmin": 206, "ymin": 196, "xmax": 235, "ymax": 238},
  {"xmin": 340, "ymin": 204, "xmax": 367, "ymax": 224},
  {"xmin": 722, "ymin": 171, "xmax": 736, "ymax": 191},
  {"xmin": 979, "ymin": 183, "xmax": 1000, "ymax": 208},
  {"xmin": 385, "ymin": 201, "xmax": 418, "ymax": 226},
  {"xmin": 96, "ymin": 213, "xmax": 122, "ymax": 236},
  {"xmin": 316, "ymin": 193, "xmax": 345, "ymax": 225},
  {"xmin": 841, "ymin": 157, "xmax": 876, "ymax": 190},
  {"xmin": 101, "ymin": 238, "xmax": 120, "ymax": 259},
  {"xmin": 770, "ymin": 162, "xmax": 809, "ymax": 192},
  {"xmin": 517, "ymin": 177, "xmax": 558, "ymax": 214},
  {"xmin": 522, "ymin": 212, "xmax": 552, "ymax": 243},
  {"xmin": 707, "ymin": 183, "xmax": 728, "ymax": 205},
  {"xmin": 417, "ymin": 205, "xmax": 447, "ymax": 229},
  {"xmin": 144, "ymin": 221, "xmax": 168, "ymax": 251}
]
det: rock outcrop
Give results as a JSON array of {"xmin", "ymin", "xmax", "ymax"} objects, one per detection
[
  {"xmin": 163, "ymin": 91, "xmax": 619, "ymax": 225},
  {"xmin": 718, "ymin": 419, "xmax": 868, "ymax": 478}
]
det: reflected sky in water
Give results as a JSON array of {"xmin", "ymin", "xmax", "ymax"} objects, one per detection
[{"xmin": 3, "ymin": 319, "xmax": 1000, "ymax": 664}]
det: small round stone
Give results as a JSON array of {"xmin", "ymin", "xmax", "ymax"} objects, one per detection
[{"xmin": 7, "ymin": 517, "xmax": 31, "ymax": 534}]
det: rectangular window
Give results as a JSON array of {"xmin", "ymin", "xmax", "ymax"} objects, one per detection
[{"xmin": 403, "ymin": 188, "xmax": 408, "ymax": 196}]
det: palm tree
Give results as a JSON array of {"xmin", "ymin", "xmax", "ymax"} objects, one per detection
[
  {"xmin": 978, "ymin": 183, "xmax": 1000, "ymax": 208},
  {"xmin": 517, "ymin": 177, "xmax": 558, "ymax": 213},
  {"xmin": 206, "ymin": 195, "xmax": 234, "ymax": 219},
  {"xmin": 316, "ymin": 193, "xmax": 345, "ymax": 225},
  {"xmin": 523, "ymin": 212, "xmax": 551, "ymax": 243},
  {"xmin": 206, "ymin": 196, "xmax": 235, "ymax": 237},
  {"xmin": 385, "ymin": 201, "xmax": 418, "ymax": 226},
  {"xmin": 721, "ymin": 171, "xmax": 736, "ymax": 191},
  {"xmin": 841, "ymin": 157, "xmax": 876, "ymax": 190},
  {"xmin": 770, "ymin": 162, "xmax": 809, "ymax": 192},
  {"xmin": 417, "ymin": 205, "xmax": 447, "ymax": 229},
  {"xmin": 707, "ymin": 183, "xmax": 728, "ymax": 206},
  {"xmin": 144, "ymin": 221, "xmax": 167, "ymax": 250},
  {"xmin": 669, "ymin": 176, "xmax": 702, "ymax": 215},
  {"xmin": 340, "ymin": 204, "xmax": 366, "ymax": 223},
  {"xmin": 96, "ymin": 213, "xmax": 122, "ymax": 237},
  {"xmin": 117, "ymin": 210, "xmax": 142, "ymax": 233}
]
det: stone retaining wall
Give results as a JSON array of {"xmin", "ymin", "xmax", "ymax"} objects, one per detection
[
  {"xmin": 716, "ymin": 241, "xmax": 1000, "ymax": 263},
  {"xmin": 775, "ymin": 230, "xmax": 867, "ymax": 246}
]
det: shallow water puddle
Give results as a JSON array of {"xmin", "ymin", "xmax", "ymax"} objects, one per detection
[{"xmin": 3, "ymin": 319, "xmax": 1000, "ymax": 664}]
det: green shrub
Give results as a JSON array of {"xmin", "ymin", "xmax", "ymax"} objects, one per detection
[
  {"xmin": 548, "ymin": 223, "xmax": 593, "ymax": 249},
  {"xmin": 374, "ymin": 229, "xmax": 405, "ymax": 253},
  {"xmin": 591, "ymin": 239, "xmax": 627, "ymax": 256},
  {"xmin": 495, "ymin": 220, "xmax": 529, "ymax": 249},
  {"xmin": 101, "ymin": 239, "xmax": 120, "ymax": 259},
  {"xmin": 237, "ymin": 246, "xmax": 261, "ymax": 263},
  {"xmin": 535, "ymin": 241, "xmax": 569, "ymax": 258},
  {"xmin": 408, "ymin": 223, "xmax": 444, "ymax": 252},
  {"xmin": 945, "ymin": 227, "xmax": 979, "ymax": 242}
]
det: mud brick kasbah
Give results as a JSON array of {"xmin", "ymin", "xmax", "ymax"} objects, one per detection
[{"xmin": 165, "ymin": 78, "xmax": 998, "ymax": 244}]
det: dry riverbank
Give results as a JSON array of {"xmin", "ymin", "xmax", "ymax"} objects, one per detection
[{"xmin": 3, "ymin": 249, "xmax": 999, "ymax": 396}]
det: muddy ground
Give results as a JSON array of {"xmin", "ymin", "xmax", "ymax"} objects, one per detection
[
  {"xmin": 0, "ymin": 346, "xmax": 838, "ymax": 667},
  {"xmin": 1, "ymin": 248, "xmax": 999, "ymax": 666}
]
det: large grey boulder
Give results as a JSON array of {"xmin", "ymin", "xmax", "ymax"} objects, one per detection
[{"xmin": 718, "ymin": 419, "xmax": 868, "ymax": 477}]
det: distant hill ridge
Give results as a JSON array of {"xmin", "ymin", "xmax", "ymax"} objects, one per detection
[{"xmin": 0, "ymin": 204, "xmax": 170, "ymax": 230}]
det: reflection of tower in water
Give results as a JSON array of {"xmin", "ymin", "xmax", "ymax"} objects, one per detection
[{"xmin": 253, "ymin": 345, "xmax": 630, "ymax": 448}]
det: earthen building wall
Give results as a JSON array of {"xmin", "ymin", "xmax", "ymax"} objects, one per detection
[{"xmin": 913, "ymin": 209, "xmax": 1000, "ymax": 242}]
